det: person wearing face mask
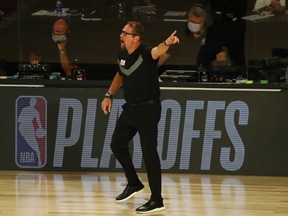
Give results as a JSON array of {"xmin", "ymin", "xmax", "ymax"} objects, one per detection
[
  {"xmin": 187, "ymin": 5, "xmax": 228, "ymax": 68},
  {"xmin": 194, "ymin": 0, "xmax": 247, "ymax": 66},
  {"xmin": 29, "ymin": 18, "xmax": 78, "ymax": 78}
]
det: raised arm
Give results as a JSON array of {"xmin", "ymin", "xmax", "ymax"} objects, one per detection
[
  {"xmin": 151, "ymin": 30, "xmax": 179, "ymax": 60},
  {"xmin": 57, "ymin": 41, "xmax": 78, "ymax": 77}
]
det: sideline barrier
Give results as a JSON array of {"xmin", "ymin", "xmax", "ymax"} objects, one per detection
[{"xmin": 1, "ymin": 80, "xmax": 287, "ymax": 176}]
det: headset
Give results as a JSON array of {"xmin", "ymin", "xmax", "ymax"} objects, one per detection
[
  {"xmin": 193, "ymin": 3, "xmax": 206, "ymax": 9},
  {"xmin": 188, "ymin": 3, "xmax": 208, "ymax": 24}
]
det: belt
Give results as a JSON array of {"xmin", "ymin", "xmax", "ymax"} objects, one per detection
[{"xmin": 128, "ymin": 99, "xmax": 155, "ymax": 107}]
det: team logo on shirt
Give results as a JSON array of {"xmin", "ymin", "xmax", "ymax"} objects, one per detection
[{"xmin": 15, "ymin": 96, "xmax": 47, "ymax": 168}]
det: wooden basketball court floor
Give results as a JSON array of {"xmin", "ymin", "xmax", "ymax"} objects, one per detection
[{"xmin": 0, "ymin": 170, "xmax": 288, "ymax": 216}]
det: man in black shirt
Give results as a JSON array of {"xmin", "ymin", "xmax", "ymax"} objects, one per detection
[
  {"xmin": 194, "ymin": 0, "xmax": 247, "ymax": 66},
  {"xmin": 101, "ymin": 21, "xmax": 179, "ymax": 214},
  {"xmin": 187, "ymin": 5, "xmax": 228, "ymax": 67}
]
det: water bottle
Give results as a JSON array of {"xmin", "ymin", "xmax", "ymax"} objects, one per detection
[
  {"xmin": 198, "ymin": 64, "xmax": 208, "ymax": 82},
  {"xmin": 55, "ymin": 1, "xmax": 63, "ymax": 17},
  {"xmin": 117, "ymin": 1, "xmax": 126, "ymax": 18},
  {"xmin": 201, "ymin": 71, "xmax": 208, "ymax": 82}
]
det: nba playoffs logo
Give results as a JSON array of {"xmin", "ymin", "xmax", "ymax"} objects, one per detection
[{"xmin": 15, "ymin": 96, "xmax": 47, "ymax": 168}]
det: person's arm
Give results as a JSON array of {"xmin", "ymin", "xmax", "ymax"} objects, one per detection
[
  {"xmin": 57, "ymin": 41, "xmax": 77, "ymax": 77},
  {"xmin": 35, "ymin": 112, "xmax": 44, "ymax": 130},
  {"xmin": 157, "ymin": 53, "xmax": 171, "ymax": 68},
  {"xmin": 151, "ymin": 30, "xmax": 179, "ymax": 60},
  {"xmin": 101, "ymin": 72, "xmax": 123, "ymax": 114}
]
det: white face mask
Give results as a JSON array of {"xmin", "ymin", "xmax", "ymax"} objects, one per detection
[
  {"xmin": 187, "ymin": 21, "xmax": 202, "ymax": 33},
  {"xmin": 52, "ymin": 32, "xmax": 67, "ymax": 43}
]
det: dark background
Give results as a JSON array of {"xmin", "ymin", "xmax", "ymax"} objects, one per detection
[{"xmin": 1, "ymin": 0, "xmax": 288, "ymax": 80}]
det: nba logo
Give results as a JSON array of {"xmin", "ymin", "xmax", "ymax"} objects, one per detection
[{"xmin": 15, "ymin": 96, "xmax": 47, "ymax": 168}]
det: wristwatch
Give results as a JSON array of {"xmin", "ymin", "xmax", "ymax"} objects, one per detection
[{"xmin": 105, "ymin": 92, "xmax": 113, "ymax": 99}]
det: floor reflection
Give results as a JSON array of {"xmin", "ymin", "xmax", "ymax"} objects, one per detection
[{"xmin": 0, "ymin": 171, "xmax": 286, "ymax": 216}]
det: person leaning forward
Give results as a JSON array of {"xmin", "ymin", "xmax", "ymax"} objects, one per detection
[{"xmin": 101, "ymin": 21, "xmax": 179, "ymax": 214}]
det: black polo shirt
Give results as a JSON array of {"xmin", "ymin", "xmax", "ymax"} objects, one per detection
[
  {"xmin": 118, "ymin": 44, "xmax": 160, "ymax": 103},
  {"xmin": 196, "ymin": 24, "xmax": 226, "ymax": 67}
]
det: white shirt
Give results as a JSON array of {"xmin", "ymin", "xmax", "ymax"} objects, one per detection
[{"xmin": 254, "ymin": 0, "xmax": 285, "ymax": 11}]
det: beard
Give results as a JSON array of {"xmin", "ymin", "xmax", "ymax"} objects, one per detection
[{"xmin": 120, "ymin": 40, "xmax": 126, "ymax": 50}]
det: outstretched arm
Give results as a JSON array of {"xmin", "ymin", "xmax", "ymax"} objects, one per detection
[{"xmin": 151, "ymin": 30, "xmax": 180, "ymax": 60}]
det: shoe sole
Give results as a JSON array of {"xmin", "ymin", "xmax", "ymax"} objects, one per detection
[
  {"xmin": 116, "ymin": 187, "xmax": 144, "ymax": 202},
  {"xmin": 136, "ymin": 206, "xmax": 166, "ymax": 214}
]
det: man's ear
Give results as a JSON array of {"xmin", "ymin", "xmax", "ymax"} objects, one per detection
[{"xmin": 133, "ymin": 35, "xmax": 140, "ymax": 42}]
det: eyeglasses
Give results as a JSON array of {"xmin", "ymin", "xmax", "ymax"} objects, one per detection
[{"xmin": 121, "ymin": 30, "xmax": 137, "ymax": 36}]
